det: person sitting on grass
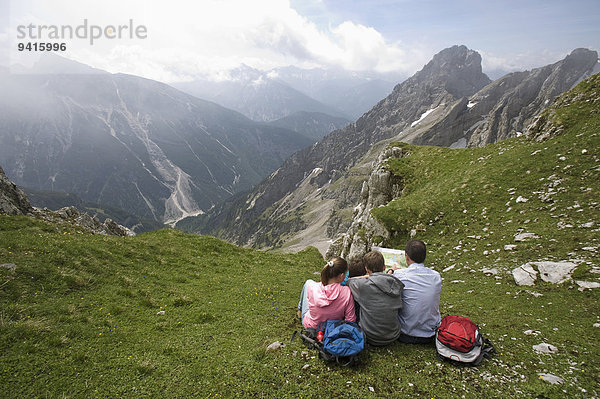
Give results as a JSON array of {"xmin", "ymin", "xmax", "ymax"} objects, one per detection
[
  {"xmin": 347, "ymin": 256, "xmax": 367, "ymax": 322},
  {"xmin": 348, "ymin": 256, "xmax": 367, "ymax": 278},
  {"xmin": 389, "ymin": 240, "xmax": 441, "ymax": 344},
  {"xmin": 347, "ymin": 250, "xmax": 404, "ymax": 346},
  {"xmin": 297, "ymin": 257, "xmax": 356, "ymax": 329}
]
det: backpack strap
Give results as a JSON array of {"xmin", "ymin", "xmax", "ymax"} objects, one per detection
[
  {"xmin": 471, "ymin": 337, "xmax": 495, "ymax": 366},
  {"xmin": 335, "ymin": 356, "xmax": 354, "ymax": 367},
  {"xmin": 291, "ymin": 330, "xmax": 299, "ymax": 342},
  {"xmin": 291, "ymin": 328, "xmax": 321, "ymax": 351}
]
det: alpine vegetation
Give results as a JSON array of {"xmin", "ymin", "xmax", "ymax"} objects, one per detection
[{"xmin": 1, "ymin": 71, "xmax": 598, "ymax": 398}]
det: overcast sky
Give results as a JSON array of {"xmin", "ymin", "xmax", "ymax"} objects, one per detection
[{"xmin": 1, "ymin": 0, "xmax": 599, "ymax": 82}]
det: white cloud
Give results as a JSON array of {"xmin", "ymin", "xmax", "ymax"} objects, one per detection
[
  {"xmin": 478, "ymin": 49, "xmax": 570, "ymax": 74},
  {"xmin": 6, "ymin": 0, "xmax": 430, "ymax": 82}
]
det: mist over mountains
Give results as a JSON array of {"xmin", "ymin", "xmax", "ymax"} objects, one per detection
[
  {"xmin": 172, "ymin": 64, "xmax": 399, "ymax": 122},
  {"xmin": 0, "ymin": 55, "xmax": 315, "ymax": 226}
]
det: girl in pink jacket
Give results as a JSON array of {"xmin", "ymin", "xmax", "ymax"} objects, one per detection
[{"xmin": 297, "ymin": 257, "xmax": 356, "ymax": 328}]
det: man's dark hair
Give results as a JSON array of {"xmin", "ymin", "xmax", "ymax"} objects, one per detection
[
  {"xmin": 405, "ymin": 240, "xmax": 426, "ymax": 263},
  {"xmin": 363, "ymin": 251, "xmax": 385, "ymax": 273},
  {"xmin": 348, "ymin": 257, "xmax": 367, "ymax": 278}
]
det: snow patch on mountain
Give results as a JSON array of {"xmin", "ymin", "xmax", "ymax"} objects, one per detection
[{"xmin": 411, "ymin": 107, "xmax": 438, "ymax": 127}]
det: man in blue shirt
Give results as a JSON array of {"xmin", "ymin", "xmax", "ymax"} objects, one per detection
[{"xmin": 389, "ymin": 240, "xmax": 441, "ymax": 344}]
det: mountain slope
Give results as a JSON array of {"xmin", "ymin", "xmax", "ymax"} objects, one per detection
[
  {"xmin": 267, "ymin": 111, "xmax": 350, "ymax": 141},
  {"xmin": 406, "ymin": 48, "xmax": 599, "ymax": 148},
  {"xmin": 0, "ymin": 58, "xmax": 313, "ymax": 225},
  {"xmin": 338, "ymin": 71, "xmax": 600, "ymax": 258},
  {"xmin": 196, "ymin": 47, "xmax": 598, "ymax": 253},
  {"xmin": 194, "ymin": 45, "xmax": 493, "ymax": 247}
]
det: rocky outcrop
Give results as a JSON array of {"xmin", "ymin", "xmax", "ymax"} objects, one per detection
[
  {"xmin": 329, "ymin": 146, "xmax": 407, "ymax": 259},
  {"xmin": 34, "ymin": 206, "xmax": 134, "ymax": 236},
  {"xmin": 1, "ymin": 164, "xmax": 132, "ymax": 236},
  {"xmin": 0, "ymin": 165, "xmax": 33, "ymax": 215},
  {"xmin": 512, "ymin": 261, "xmax": 579, "ymax": 286}
]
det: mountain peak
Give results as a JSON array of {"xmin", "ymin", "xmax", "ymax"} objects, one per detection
[
  {"xmin": 416, "ymin": 45, "xmax": 490, "ymax": 98},
  {"xmin": 563, "ymin": 48, "xmax": 598, "ymax": 69}
]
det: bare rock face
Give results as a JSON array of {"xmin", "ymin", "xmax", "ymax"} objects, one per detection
[
  {"xmin": 0, "ymin": 165, "xmax": 33, "ymax": 215},
  {"xmin": 412, "ymin": 48, "xmax": 599, "ymax": 148},
  {"xmin": 467, "ymin": 48, "xmax": 598, "ymax": 146},
  {"xmin": 334, "ymin": 146, "xmax": 407, "ymax": 259}
]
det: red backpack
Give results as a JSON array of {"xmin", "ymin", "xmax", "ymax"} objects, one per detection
[{"xmin": 435, "ymin": 315, "xmax": 494, "ymax": 365}]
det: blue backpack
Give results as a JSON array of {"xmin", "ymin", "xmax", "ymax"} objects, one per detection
[{"xmin": 293, "ymin": 320, "xmax": 365, "ymax": 366}]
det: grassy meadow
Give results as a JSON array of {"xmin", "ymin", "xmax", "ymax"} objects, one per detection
[{"xmin": 1, "ymin": 75, "xmax": 599, "ymax": 398}]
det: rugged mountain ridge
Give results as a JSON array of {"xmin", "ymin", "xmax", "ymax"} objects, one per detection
[
  {"xmin": 406, "ymin": 48, "xmax": 600, "ymax": 148},
  {"xmin": 195, "ymin": 46, "xmax": 599, "ymax": 254},
  {"xmin": 0, "ymin": 57, "xmax": 313, "ymax": 226},
  {"xmin": 193, "ymin": 45, "xmax": 492, "ymax": 247}
]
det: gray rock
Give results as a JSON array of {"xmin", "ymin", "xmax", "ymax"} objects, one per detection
[
  {"xmin": 482, "ymin": 267, "xmax": 498, "ymax": 275},
  {"xmin": 513, "ymin": 261, "xmax": 578, "ymax": 285},
  {"xmin": 512, "ymin": 264, "xmax": 538, "ymax": 286},
  {"xmin": 0, "ymin": 165, "xmax": 33, "ymax": 216},
  {"xmin": 0, "ymin": 263, "xmax": 17, "ymax": 271},
  {"xmin": 537, "ymin": 373, "xmax": 564, "ymax": 385},
  {"xmin": 325, "ymin": 235, "xmax": 344, "ymax": 259},
  {"xmin": 514, "ymin": 232, "xmax": 540, "ymax": 242},
  {"xmin": 35, "ymin": 206, "xmax": 134, "ymax": 237},
  {"xmin": 575, "ymin": 281, "xmax": 600, "ymax": 290},
  {"xmin": 338, "ymin": 146, "xmax": 406, "ymax": 258},
  {"xmin": 536, "ymin": 261, "xmax": 577, "ymax": 284},
  {"xmin": 266, "ymin": 341, "xmax": 285, "ymax": 351},
  {"xmin": 533, "ymin": 343, "xmax": 558, "ymax": 354}
]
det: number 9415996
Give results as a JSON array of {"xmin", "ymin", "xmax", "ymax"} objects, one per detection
[{"xmin": 18, "ymin": 42, "xmax": 67, "ymax": 51}]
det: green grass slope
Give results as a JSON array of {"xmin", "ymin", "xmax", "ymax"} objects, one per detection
[{"xmin": 1, "ymin": 74, "xmax": 599, "ymax": 398}]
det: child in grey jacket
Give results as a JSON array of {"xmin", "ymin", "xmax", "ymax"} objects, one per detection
[{"xmin": 347, "ymin": 251, "xmax": 404, "ymax": 346}]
